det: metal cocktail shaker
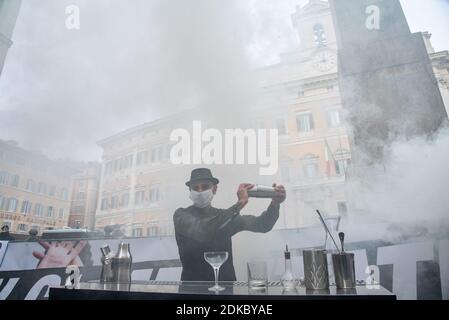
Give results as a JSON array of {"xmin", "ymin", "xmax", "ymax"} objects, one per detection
[
  {"xmin": 332, "ymin": 252, "xmax": 356, "ymax": 289},
  {"xmin": 111, "ymin": 242, "xmax": 132, "ymax": 284},
  {"xmin": 303, "ymin": 249, "xmax": 329, "ymax": 290},
  {"xmin": 248, "ymin": 185, "xmax": 277, "ymax": 198},
  {"xmin": 100, "ymin": 245, "xmax": 114, "ymax": 283}
]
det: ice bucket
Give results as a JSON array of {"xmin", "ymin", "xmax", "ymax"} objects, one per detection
[
  {"xmin": 303, "ymin": 249, "xmax": 329, "ymax": 290},
  {"xmin": 332, "ymin": 252, "xmax": 356, "ymax": 289}
]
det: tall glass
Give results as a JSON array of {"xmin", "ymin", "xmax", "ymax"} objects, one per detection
[
  {"xmin": 204, "ymin": 251, "xmax": 229, "ymax": 292},
  {"xmin": 247, "ymin": 260, "xmax": 268, "ymax": 291}
]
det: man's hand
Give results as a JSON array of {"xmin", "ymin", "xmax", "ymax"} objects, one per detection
[
  {"xmin": 271, "ymin": 183, "xmax": 286, "ymax": 205},
  {"xmin": 33, "ymin": 240, "xmax": 87, "ymax": 269},
  {"xmin": 237, "ymin": 183, "xmax": 254, "ymax": 210}
]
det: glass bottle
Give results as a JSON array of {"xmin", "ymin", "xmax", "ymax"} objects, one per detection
[{"xmin": 281, "ymin": 245, "xmax": 297, "ymax": 291}]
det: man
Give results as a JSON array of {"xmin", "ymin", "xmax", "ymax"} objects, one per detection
[
  {"xmin": 173, "ymin": 168, "xmax": 286, "ymax": 282},
  {"xmin": 0, "ymin": 224, "xmax": 15, "ymax": 241},
  {"xmin": 26, "ymin": 228, "xmax": 39, "ymax": 242}
]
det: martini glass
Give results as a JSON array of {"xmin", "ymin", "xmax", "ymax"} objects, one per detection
[{"xmin": 204, "ymin": 251, "xmax": 229, "ymax": 292}]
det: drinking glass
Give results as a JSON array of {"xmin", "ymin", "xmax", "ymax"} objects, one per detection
[
  {"xmin": 247, "ymin": 260, "xmax": 268, "ymax": 291},
  {"xmin": 204, "ymin": 251, "xmax": 229, "ymax": 292}
]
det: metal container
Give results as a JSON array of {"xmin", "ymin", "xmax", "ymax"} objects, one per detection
[
  {"xmin": 100, "ymin": 245, "xmax": 114, "ymax": 283},
  {"xmin": 248, "ymin": 185, "xmax": 277, "ymax": 198},
  {"xmin": 332, "ymin": 252, "xmax": 356, "ymax": 289},
  {"xmin": 111, "ymin": 242, "xmax": 132, "ymax": 284},
  {"xmin": 303, "ymin": 249, "xmax": 329, "ymax": 290}
]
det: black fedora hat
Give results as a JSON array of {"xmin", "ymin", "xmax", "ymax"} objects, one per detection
[{"xmin": 185, "ymin": 168, "xmax": 219, "ymax": 187}]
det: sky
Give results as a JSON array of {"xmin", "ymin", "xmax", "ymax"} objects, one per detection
[{"xmin": 0, "ymin": 0, "xmax": 448, "ymax": 162}]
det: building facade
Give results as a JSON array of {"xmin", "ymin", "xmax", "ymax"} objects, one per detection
[
  {"xmin": 254, "ymin": 0, "xmax": 350, "ymax": 228},
  {"xmin": 94, "ymin": 112, "xmax": 201, "ymax": 237},
  {"xmin": 0, "ymin": 0, "xmax": 21, "ymax": 77},
  {"xmin": 0, "ymin": 140, "xmax": 75, "ymax": 235},
  {"xmin": 68, "ymin": 162, "xmax": 101, "ymax": 230}
]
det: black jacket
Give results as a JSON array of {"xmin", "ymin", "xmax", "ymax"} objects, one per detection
[{"xmin": 173, "ymin": 202, "xmax": 280, "ymax": 282}]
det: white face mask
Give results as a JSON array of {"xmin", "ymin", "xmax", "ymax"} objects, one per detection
[{"xmin": 190, "ymin": 189, "xmax": 214, "ymax": 208}]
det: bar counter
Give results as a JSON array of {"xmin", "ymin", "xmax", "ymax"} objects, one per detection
[{"xmin": 49, "ymin": 281, "xmax": 396, "ymax": 300}]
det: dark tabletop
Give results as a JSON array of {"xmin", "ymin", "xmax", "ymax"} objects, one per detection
[{"xmin": 49, "ymin": 280, "xmax": 396, "ymax": 300}]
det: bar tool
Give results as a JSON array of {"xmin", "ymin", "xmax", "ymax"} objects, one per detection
[
  {"xmin": 111, "ymin": 242, "xmax": 132, "ymax": 284},
  {"xmin": 316, "ymin": 210, "xmax": 341, "ymax": 253},
  {"xmin": 248, "ymin": 185, "xmax": 277, "ymax": 198},
  {"xmin": 100, "ymin": 245, "xmax": 114, "ymax": 283}
]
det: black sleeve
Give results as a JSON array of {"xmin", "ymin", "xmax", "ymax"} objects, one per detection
[
  {"xmin": 227, "ymin": 202, "xmax": 280, "ymax": 235},
  {"xmin": 173, "ymin": 207, "xmax": 238, "ymax": 243}
]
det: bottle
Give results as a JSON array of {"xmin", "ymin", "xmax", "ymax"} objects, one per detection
[{"xmin": 281, "ymin": 245, "xmax": 297, "ymax": 291}]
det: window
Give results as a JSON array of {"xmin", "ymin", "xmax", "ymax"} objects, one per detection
[
  {"xmin": 149, "ymin": 187, "xmax": 160, "ymax": 203},
  {"xmin": 125, "ymin": 154, "xmax": 134, "ymax": 169},
  {"xmin": 100, "ymin": 198, "xmax": 109, "ymax": 210},
  {"xmin": 313, "ymin": 23, "xmax": 327, "ymax": 46},
  {"xmin": 335, "ymin": 159, "xmax": 350, "ymax": 176},
  {"xmin": 0, "ymin": 171, "xmax": 9, "ymax": 185},
  {"xmin": 135, "ymin": 190, "xmax": 145, "ymax": 205},
  {"xmin": 47, "ymin": 206, "xmax": 54, "ymax": 218},
  {"xmin": 76, "ymin": 192, "xmax": 86, "ymax": 200},
  {"xmin": 147, "ymin": 224, "xmax": 160, "ymax": 237},
  {"xmin": 304, "ymin": 163, "xmax": 319, "ymax": 179},
  {"xmin": 137, "ymin": 151, "xmax": 149, "ymax": 166},
  {"xmin": 105, "ymin": 161, "xmax": 112, "ymax": 175},
  {"xmin": 296, "ymin": 113, "xmax": 314, "ymax": 133},
  {"xmin": 0, "ymin": 194, "xmax": 5, "ymax": 210},
  {"xmin": 49, "ymin": 185, "xmax": 56, "ymax": 196},
  {"xmin": 26, "ymin": 179, "xmax": 35, "ymax": 192},
  {"xmin": 151, "ymin": 147, "xmax": 163, "ymax": 163},
  {"xmin": 6, "ymin": 198, "xmax": 18, "ymax": 212},
  {"xmin": 10, "ymin": 175, "xmax": 19, "ymax": 187},
  {"xmin": 276, "ymin": 118, "xmax": 287, "ymax": 136},
  {"xmin": 61, "ymin": 188, "xmax": 68, "ymax": 201},
  {"xmin": 18, "ymin": 224, "xmax": 28, "ymax": 232},
  {"xmin": 327, "ymin": 109, "xmax": 341, "ymax": 127},
  {"xmin": 20, "ymin": 200, "xmax": 32, "ymax": 214},
  {"xmin": 302, "ymin": 154, "xmax": 319, "ymax": 179},
  {"xmin": 38, "ymin": 182, "xmax": 47, "ymax": 194},
  {"xmin": 121, "ymin": 193, "xmax": 129, "ymax": 207},
  {"xmin": 113, "ymin": 159, "xmax": 119, "ymax": 172},
  {"xmin": 34, "ymin": 203, "xmax": 44, "ymax": 216},
  {"xmin": 132, "ymin": 224, "xmax": 143, "ymax": 237},
  {"xmin": 58, "ymin": 208, "xmax": 65, "ymax": 219},
  {"xmin": 110, "ymin": 195, "xmax": 119, "ymax": 209}
]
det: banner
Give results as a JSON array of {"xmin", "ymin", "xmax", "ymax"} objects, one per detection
[
  {"xmin": 0, "ymin": 241, "xmax": 7, "ymax": 267},
  {"xmin": 0, "ymin": 230, "xmax": 447, "ymax": 300}
]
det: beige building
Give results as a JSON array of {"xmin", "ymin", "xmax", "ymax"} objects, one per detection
[
  {"xmin": 0, "ymin": 140, "xmax": 75, "ymax": 235},
  {"xmin": 95, "ymin": 112, "xmax": 201, "ymax": 237},
  {"xmin": 0, "ymin": 0, "xmax": 21, "ymax": 76},
  {"xmin": 68, "ymin": 162, "xmax": 101, "ymax": 230},
  {"xmin": 94, "ymin": 0, "xmax": 449, "ymax": 235}
]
